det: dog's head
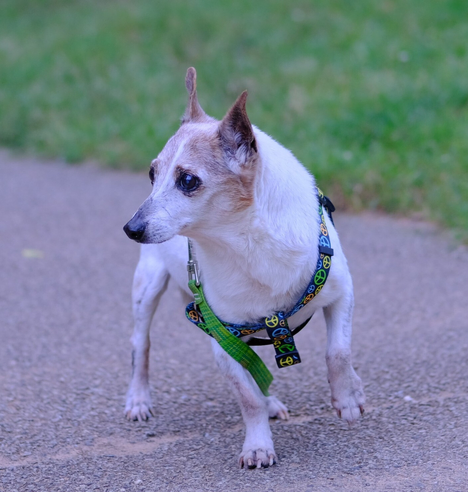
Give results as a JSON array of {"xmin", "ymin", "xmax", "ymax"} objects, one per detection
[{"xmin": 124, "ymin": 67, "xmax": 259, "ymax": 244}]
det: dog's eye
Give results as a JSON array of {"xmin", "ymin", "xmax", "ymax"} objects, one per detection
[
  {"xmin": 149, "ymin": 167, "xmax": 155, "ymax": 185},
  {"xmin": 177, "ymin": 172, "xmax": 201, "ymax": 193}
]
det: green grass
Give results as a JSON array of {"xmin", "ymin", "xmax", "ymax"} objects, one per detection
[{"xmin": 1, "ymin": 0, "xmax": 467, "ymax": 238}]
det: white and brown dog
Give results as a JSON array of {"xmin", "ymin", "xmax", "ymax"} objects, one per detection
[{"xmin": 123, "ymin": 68, "xmax": 365, "ymax": 468}]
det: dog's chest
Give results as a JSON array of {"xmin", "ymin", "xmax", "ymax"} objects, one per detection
[{"xmin": 199, "ymin": 260, "xmax": 315, "ymax": 326}]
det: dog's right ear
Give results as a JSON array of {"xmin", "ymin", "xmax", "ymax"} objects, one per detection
[
  {"xmin": 218, "ymin": 91, "xmax": 258, "ymax": 171},
  {"xmin": 181, "ymin": 67, "xmax": 207, "ymax": 124}
]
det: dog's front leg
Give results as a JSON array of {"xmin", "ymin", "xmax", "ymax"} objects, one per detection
[
  {"xmin": 323, "ymin": 291, "xmax": 365, "ymax": 424},
  {"xmin": 211, "ymin": 339, "xmax": 276, "ymax": 468},
  {"xmin": 125, "ymin": 252, "xmax": 169, "ymax": 421}
]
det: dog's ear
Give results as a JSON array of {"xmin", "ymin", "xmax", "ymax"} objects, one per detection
[
  {"xmin": 182, "ymin": 67, "xmax": 207, "ymax": 123},
  {"xmin": 218, "ymin": 91, "xmax": 258, "ymax": 169}
]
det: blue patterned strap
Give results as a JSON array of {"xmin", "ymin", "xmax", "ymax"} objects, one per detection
[
  {"xmin": 263, "ymin": 316, "xmax": 301, "ymax": 367},
  {"xmin": 247, "ymin": 315, "xmax": 312, "ymax": 346}
]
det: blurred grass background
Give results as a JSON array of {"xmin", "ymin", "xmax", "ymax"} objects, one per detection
[{"xmin": 1, "ymin": 0, "xmax": 467, "ymax": 237}]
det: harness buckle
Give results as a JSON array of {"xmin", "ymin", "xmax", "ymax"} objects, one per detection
[
  {"xmin": 187, "ymin": 239, "xmax": 201, "ymax": 308},
  {"xmin": 187, "ymin": 259, "xmax": 200, "ymax": 286},
  {"xmin": 187, "ymin": 239, "xmax": 200, "ymax": 285}
]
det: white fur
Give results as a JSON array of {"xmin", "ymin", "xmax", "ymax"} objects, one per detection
[{"xmin": 124, "ymin": 90, "xmax": 365, "ymax": 468}]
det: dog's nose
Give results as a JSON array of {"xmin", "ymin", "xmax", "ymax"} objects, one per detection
[{"xmin": 123, "ymin": 217, "xmax": 146, "ymax": 242}]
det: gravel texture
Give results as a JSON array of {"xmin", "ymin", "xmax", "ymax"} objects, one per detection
[{"xmin": 0, "ymin": 151, "xmax": 467, "ymax": 491}]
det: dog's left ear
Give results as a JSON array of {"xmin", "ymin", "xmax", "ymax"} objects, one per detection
[
  {"xmin": 182, "ymin": 67, "xmax": 208, "ymax": 123},
  {"xmin": 219, "ymin": 91, "xmax": 258, "ymax": 170}
]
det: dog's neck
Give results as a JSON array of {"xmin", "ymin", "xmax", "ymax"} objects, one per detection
[{"xmin": 189, "ymin": 128, "xmax": 320, "ymax": 323}]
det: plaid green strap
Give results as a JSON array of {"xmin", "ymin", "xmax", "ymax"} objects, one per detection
[{"xmin": 188, "ymin": 279, "xmax": 273, "ymax": 396}]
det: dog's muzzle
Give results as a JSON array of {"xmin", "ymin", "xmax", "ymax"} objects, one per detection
[{"xmin": 123, "ymin": 216, "xmax": 146, "ymax": 242}]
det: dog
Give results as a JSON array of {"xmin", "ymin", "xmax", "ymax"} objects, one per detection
[{"xmin": 123, "ymin": 67, "xmax": 365, "ymax": 468}]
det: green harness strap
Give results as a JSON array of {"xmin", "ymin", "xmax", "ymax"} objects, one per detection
[{"xmin": 188, "ymin": 279, "xmax": 273, "ymax": 396}]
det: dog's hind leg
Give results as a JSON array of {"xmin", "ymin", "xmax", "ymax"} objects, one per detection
[
  {"xmin": 125, "ymin": 245, "xmax": 169, "ymax": 421},
  {"xmin": 211, "ymin": 339, "xmax": 277, "ymax": 468},
  {"xmin": 323, "ymin": 290, "xmax": 365, "ymax": 424}
]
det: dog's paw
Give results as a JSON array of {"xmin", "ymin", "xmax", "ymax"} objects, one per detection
[
  {"xmin": 125, "ymin": 389, "xmax": 155, "ymax": 422},
  {"xmin": 266, "ymin": 395, "xmax": 289, "ymax": 420},
  {"xmin": 332, "ymin": 392, "xmax": 365, "ymax": 424},
  {"xmin": 239, "ymin": 448, "xmax": 277, "ymax": 469},
  {"xmin": 330, "ymin": 372, "xmax": 365, "ymax": 424}
]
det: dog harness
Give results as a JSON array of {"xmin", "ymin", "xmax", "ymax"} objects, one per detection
[{"xmin": 185, "ymin": 188, "xmax": 335, "ymax": 396}]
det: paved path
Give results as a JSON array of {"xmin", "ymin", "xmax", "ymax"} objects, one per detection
[{"xmin": 0, "ymin": 151, "xmax": 467, "ymax": 491}]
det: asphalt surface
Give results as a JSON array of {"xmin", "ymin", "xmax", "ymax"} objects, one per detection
[{"xmin": 1, "ymin": 150, "xmax": 467, "ymax": 492}]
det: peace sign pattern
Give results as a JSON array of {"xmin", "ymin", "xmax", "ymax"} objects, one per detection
[
  {"xmin": 185, "ymin": 187, "xmax": 334, "ymax": 370},
  {"xmin": 286, "ymin": 189, "xmax": 333, "ymax": 317},
  {"xmin": 265, "ymin": 317, "xmax": 301, "ymax": 367}
]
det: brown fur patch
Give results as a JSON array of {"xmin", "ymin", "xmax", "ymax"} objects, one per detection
[
  {"xmin": 154, "ymin": 112, "xmax": 257, "ymax": 214},
  {"xmin": 185, "ymin": 127, "xmax": 255, "ymax": 212}
]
